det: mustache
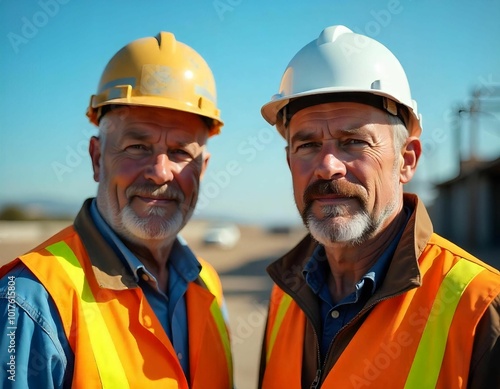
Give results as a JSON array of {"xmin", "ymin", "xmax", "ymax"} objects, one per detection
[
  {"xmin": 303, "ymin": 180, "xmax": 364, "ymax": 205},
  {"xmin": 126, "ymin": 184, "xmax": 185, "ymax": 202}
]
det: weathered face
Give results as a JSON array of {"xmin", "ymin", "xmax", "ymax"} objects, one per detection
[
  {"xmin": 287, "ymin": 102, "xmax": 407, "ymax": 246},
  {"xmin": 89, "ymin": 106, "xmax": 210, "ymax": 245}
]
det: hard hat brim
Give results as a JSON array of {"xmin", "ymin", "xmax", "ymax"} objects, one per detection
[
  {"xmin": 261, "ymin": 87, "xmax": 421, "ymax": 138},
  {"xmin": 88, "ymin": 96, "xmax": 223, "ymax": 136}
]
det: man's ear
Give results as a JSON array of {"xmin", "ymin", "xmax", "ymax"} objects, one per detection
[
  {"xmin": 286, "ymin": 146, "xmax": 291, "ymax": 169},
  {"xmin": 400, "ymin": 137, "xmax": 422, "ymax": 184},
  {"xmin": 89, "ymin": 136, "xmax": 101, "ymax": 183}
]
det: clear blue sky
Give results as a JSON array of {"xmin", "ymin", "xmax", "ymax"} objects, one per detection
[{"xmin": 1, "ymin": 0, "xmax": 499, "ymax": 225}]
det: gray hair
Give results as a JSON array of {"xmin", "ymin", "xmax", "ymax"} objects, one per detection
[{"xmin": 387, "ymin": 113, "xmax": 409, "ymax": 153}]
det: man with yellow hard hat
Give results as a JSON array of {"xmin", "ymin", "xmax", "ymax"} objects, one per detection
[{"xmin": 0, "ymin": 32, "xmax": 233, "ymax": 388}]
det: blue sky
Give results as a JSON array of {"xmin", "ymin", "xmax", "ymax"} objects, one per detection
[{"xmin": 1, "ymin": 0, "xmax": 499, "ymax": 225}]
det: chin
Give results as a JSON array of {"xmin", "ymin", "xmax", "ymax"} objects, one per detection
[{"xmin": 120, "ymin": 206, "xmax": 184, "ymax": 242}]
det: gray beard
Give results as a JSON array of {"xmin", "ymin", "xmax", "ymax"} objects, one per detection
[
  {"xmin": 303, "ymin": 203, "xmax": 375, "ymax": 246},
  {"xmin": 97, "ymin": 183, "xmax": 187, "ymax": 244},
  {"xmin": 119, "ymin": 204, "xmax": 184, "ymax": 241}
]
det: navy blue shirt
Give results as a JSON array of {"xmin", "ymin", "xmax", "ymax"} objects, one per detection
[{"xmin": 303, "ymin": 220, "xmax": 405, "ymax": 361}]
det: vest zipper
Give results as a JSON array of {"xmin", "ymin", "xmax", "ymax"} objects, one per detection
[
  {"xmin": 310, "ymin": 326, "xmax": 323, "ymax": 388},
  {"xmin": 310, "ymin": 369, "xmax": 322, "ymax": 389}
]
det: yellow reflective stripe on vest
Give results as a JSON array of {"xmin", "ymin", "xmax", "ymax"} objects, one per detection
[
  {"xmin": 46, "ymin": 241, "xmax": 129, "ymax": 389},
  {"xmin": 209, "ymin": 300, "xmax": 233, "ymax": 382},
  {"xmin": 200, "ymin": 263, "xmax": 221, "ymax": 304},
  {"xmin": 266, "ymin": 293, "xmax": 293, "ymax": 363},
  {"xmin": 404, "ymin": 259, "xmax": 484, "ymax": 389},
  {"xmin": 199, "ymin": 264, "xmax": 233, "ymax": 385}
]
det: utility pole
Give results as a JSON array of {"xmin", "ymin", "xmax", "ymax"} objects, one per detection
[{"xmin": 469, "ymin": 89, "xmax": 481, "ymax": 163}]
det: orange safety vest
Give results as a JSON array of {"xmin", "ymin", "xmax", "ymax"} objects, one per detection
[
  {"xmin": 262, "ymin": 238, "xmax": 500, "ymax": 388},
  {"xmin": 12, "ymin": 227, "xmax": 233, "ymax": 389}
]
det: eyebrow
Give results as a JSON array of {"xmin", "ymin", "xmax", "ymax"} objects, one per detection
[
  {"xmin": 289, "ymin": 129, "xmax": 318, "ymax": 145},
  {"xmin": 121, "ymin": 129, "xmax": 202, "ymax": 149},
  {"xmin": 290, "ymin": 126, "xmax": 365, "ymax": 145}
]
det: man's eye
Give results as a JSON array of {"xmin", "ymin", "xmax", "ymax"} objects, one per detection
[
  {"xmin": 343, "ymin": 139, "xmax": 368, "ymax": 146},
  {"xmin": 169, "ymin": 149, "xmax": 193, "ymax": 160},
  {"xmin": 125, "ymin": 144, "xmax": 150, "ymax": 154},
  {"xmin": 296, "ymin": 142, "xmax": 320, "ymax": 150},
  {"xmin": 171, "ymin": 149, "xmax": 189, "ymax": 154}
]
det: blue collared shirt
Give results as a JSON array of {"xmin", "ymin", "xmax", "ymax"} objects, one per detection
[
  {"xmin": 0, "ymin": 200, "xmax": 201, "ymax": 388},
  {"xmin": 303, "ymin": 219, "xmax": 405, "ymax": 362}
]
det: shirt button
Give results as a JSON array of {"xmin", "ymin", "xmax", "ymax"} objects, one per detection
[
  {"xmin": 331, "ymin": 310, "xmax": 340, "ymax": 319},
  {"xmin": 141, "ymin": 274, "xmax": 150, "ymax": 282},
  {"xmin": 177, "ymin": 353, "xmax": 183, "ymax": 360}
]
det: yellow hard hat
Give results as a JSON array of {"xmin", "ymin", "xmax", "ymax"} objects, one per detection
[{"xmin": 87, "ymin": 32, "xmax": 223, "ymax": 136}]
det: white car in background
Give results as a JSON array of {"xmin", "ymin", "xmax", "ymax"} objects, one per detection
[{"xmin": 202, "ymin": 223, "xmax": 241, "ymax": 249}]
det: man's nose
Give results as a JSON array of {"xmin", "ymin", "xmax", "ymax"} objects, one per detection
[
  {"xmin": 144, "ymin": 153, "xmax": 175, "ymax": 184},
  {"xmin": 315, "ymin": 147, "xmax": 347, "ymax": 180}
]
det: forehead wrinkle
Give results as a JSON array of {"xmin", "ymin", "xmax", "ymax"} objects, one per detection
[
  {"xmin": 121, "ymin": 128, "xmax": 154, "ymax": 141},
  {"xmin": 326, "ymin": 124, "xmax": 366, "ymax": 136},
  {"xmin": 121, "ymin": 125, "xmax": 205, "ymax": 145},
  {"xmin": 290, "ymin": 123, "xmax": 366, "ymax": 144}
]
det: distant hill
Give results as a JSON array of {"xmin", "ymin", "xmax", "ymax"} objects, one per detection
[{"xmin": 0, "ymin": 198, "xmax": 81, "ymax": 220}]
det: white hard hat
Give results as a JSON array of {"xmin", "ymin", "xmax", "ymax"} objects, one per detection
[{"xmin": 261, "ymin": 25, "xmax": 422, "ymax": 137}]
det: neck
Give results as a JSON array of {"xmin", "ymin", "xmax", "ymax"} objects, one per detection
[
  {"xmin": 124, "ymin": 237, "xmax": 175, "ymax": 291},
  {"xmin": 323, "ymin": 208, "xmax": 407, "ymax": 304}
]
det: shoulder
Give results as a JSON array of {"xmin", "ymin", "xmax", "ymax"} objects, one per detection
[
  {"xmin": 0, "ymin": 259, "xmax": 72, "ymax": 352},
  {"xmin": 0, "ymin": 261, "xmax": 57, "ymax": 327},
  {"xmin": 0, "ymin": 260, "xmax": 49, "ymax": 298},
  {"xmin": 198, "ymin": 257, "xmax": 223, "ymax": 301},
  {"xmin": 423, "ymin": 234, "xmax": 500, "ymax": 317},
  {"xmin": 426, "ymin": 233, "xmax": 500, "ymax": 275},
  {"xmin": 468, "ymin": 293, "xmax": 500, "ymax": 387},
  {"xmin": 0, "ymin": 260, "xmax": 71, "ymax": 355},
  {"xmin": 198, "ymin": 257, "xmax": 221, "ymax": 279},
  {"xmin": 0, "ymin": 262, "xmax": 73, "ymax": 387}
]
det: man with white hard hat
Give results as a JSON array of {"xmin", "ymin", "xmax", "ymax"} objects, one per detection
[{"xmin": 258, "ymin": 25, "xmax": 500, "ymax": 388}]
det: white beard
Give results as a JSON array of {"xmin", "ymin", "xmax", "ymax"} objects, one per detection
[
  {"xmin": 97, "ymin": 181, "xmax": 187, "ymax": 244},
  {"xmin": 120, "ymin": 203, "xmax": 184, "ymax": 241}
]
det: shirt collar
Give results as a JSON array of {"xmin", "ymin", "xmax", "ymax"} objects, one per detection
[
  {"xmin": 89, "ymin": 199, "xmax": 200, "ymax": 286},
  {"xmin": 303, "ymin": 208, "xmax": 409, "ymax": 299},
  {"xmin": 169, "ymin": 236, "xmax": 202, "ymax": 284}
]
